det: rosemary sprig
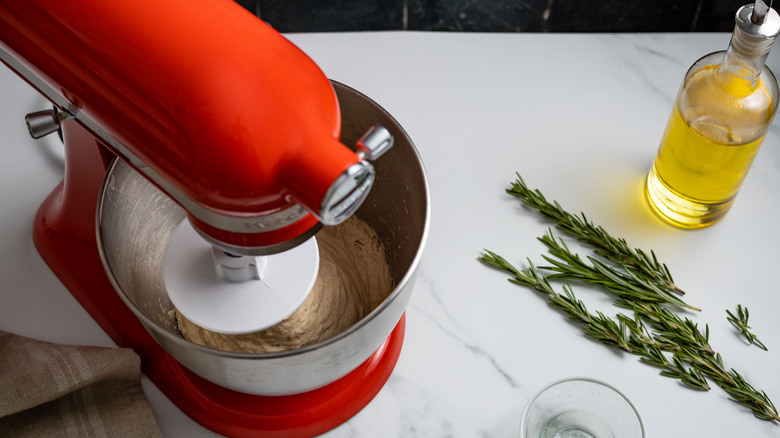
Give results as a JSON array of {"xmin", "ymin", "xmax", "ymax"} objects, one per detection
[
  {"xmin": 727, "ymin": 305, "xmax": 768, "ymax": 351},
  {"xmin": 507, "ymin": 174, "xmax": 683, "ymax": 296},
  {"xmin": 537, "ymin": 231, "xmax": 698, "ymax": 311}
]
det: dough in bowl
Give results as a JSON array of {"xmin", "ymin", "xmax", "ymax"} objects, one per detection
[{"xmin": 174, "ymin": 216, "xmax": 393, "ymax": 353}]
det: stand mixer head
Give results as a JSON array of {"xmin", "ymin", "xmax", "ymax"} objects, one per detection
[{"xmin": 1, "ymin": 0, "xmax": 394, "ymax": 333}]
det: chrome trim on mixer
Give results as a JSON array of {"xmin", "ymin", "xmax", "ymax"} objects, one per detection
[
  {"xmin": 319, "ymin": 161, "xmax": 375, "ymax": 225},
  {"xmin": 0, "ymin": 43, "xmax": 78, "ymax": 116},
  {"xmin": 193, "ymin": 220, "xmax": 323, "ymax": 256}
]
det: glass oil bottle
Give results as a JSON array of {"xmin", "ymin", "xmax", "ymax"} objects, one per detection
[{"xmin": 646, "ymin": 0, "xmax": 780, "ymax": 229}]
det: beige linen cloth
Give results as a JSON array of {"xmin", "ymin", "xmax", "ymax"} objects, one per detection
[{"xmin": 0, "ymin": 330, "xmax": 162, "ymax": 437}]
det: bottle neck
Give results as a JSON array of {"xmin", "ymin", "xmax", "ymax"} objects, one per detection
[
  {"xmin": 717, "ymin": 3, "xmax": 779, "ymax": 89},
  {"xmin": 717, "ymin": 37, "xmax": 768, "ymax": 89}
]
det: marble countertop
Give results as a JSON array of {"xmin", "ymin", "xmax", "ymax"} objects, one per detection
[{"xmin": 2, "ymin": 32, "xmax": 779, "ymax": 437}]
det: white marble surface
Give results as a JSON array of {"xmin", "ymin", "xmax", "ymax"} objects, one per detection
[{"xmin": 2, "ymin": 32, "xmax": 780, "ymax": 437}]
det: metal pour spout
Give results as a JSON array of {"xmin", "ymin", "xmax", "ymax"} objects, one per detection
[{"xmin": 752, "ymin": 0, "xmax": 772, "ymax": 24}]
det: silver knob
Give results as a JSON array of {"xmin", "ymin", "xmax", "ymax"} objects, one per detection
[
  {"xmin": 25, "ymin": 108, "xmax": 71, "ymax": 139},
  {"xmin": 356, "ymin": 124, "xmax": 394, "ymax": 161}
]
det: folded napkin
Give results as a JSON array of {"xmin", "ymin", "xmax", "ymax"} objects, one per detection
[{"xmin": 0, "ymin": 330, "xmax": 162, "ymax": 437}]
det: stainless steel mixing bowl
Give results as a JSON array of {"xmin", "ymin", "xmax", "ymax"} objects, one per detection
[{"xmin": 97, "ymin": 82, "xmax": 429, "ymax": 395}]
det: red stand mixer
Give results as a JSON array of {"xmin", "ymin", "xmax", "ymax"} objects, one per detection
[{"xmin": 0, "ymin": 1, "xmax": 429, "ymax": 436}]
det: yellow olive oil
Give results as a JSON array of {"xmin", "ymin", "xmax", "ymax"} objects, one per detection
[{"xmin": 646, "ymin": 62, "xmax": 776, "ymax": 229}]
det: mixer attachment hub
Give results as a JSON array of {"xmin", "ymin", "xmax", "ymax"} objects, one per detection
[{"xmin": 212, "ymin": 250, "xmax": 264, "ymax": 283}]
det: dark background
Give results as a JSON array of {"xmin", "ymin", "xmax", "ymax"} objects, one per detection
[{"xmin": 234, "ymin": 0, "xmax": 746, "ymax": 33}]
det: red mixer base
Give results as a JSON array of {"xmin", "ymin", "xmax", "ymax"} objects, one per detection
[
  {"xmin": 32, "ymin": 122, "xmax": 406, "ymax": 437},
  {"xmin": 171, "ymin": 317, "xmax": 404, "ymax": 437}
]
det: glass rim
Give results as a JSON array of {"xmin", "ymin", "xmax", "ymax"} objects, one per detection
[{"xmin": 519, "ymin": 376, "xmax": 646, "ymax": 438}]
